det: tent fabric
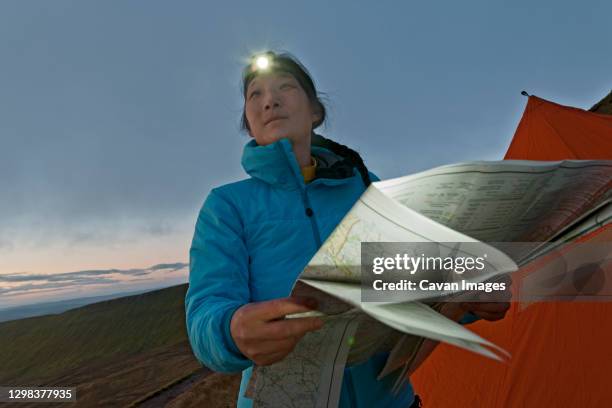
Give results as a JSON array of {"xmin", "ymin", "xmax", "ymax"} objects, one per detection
[
  {"xmin": 411, "ymin": 95, "xmax": 612, "ymax": 407},
  {"xmin": 504, "ymin": 95, "xmax": 612, "ymax": 160}
]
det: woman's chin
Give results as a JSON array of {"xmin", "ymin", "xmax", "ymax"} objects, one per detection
[
  {"xmin": 255, "ymin": 130, "xmax": 307, "ymax": 146},
  {"xmin": 254, "ymin": 134, "xmax": 287, "ymax": 146}
]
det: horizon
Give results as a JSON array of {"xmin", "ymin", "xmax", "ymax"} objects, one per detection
[
  {"xmin": 0, "ymin": 283, "xmax": 176, "ymax": 311},
  {"xmin": 0, "ymin": 262, "xmax": 188, "ymax": 309}
]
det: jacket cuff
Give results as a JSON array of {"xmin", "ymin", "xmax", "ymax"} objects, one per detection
[
  {"xmin": 222, "ymin": 304, "xmax": 249, "ymax": 360},
  {"xmin": 459, "ymin": 312, "xmax": 480, "ymax": 325}
]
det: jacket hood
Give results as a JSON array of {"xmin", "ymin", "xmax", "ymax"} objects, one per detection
[{"xmin": 241, "ymin": 135, "xmax": 358, "ymax": 189}]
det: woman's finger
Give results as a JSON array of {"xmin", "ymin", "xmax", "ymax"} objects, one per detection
[
  {"xmin": 477, "ymin": 288, "xmax": 512, "ymax": 303},
  {"xmin": 260, "ymin": 316, "xmax": 324, "ymax": 340},
  {"xmin": 464, "ymin": 301, "xmax": 510, "ymax": 314},
  {"xmin": 246, "ymin": 337, "xmax": 298, "ymax": 358},
  {"xmin": 250, "ymin": 297, "xmax": 318, "ymax": 321},
  {"xmin": 253, "ymin": 350, "xmax": 293, "ymax": 366},
  {"xmin": 472, "ymin": 310, "xmax": 507, "ymax": 321}
]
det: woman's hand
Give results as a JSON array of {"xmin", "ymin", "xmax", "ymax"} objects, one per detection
[
  {"xmin": 460, "ymin": 274, "xmax": 513, "ymax": 321},
  {"xmin": 407, "ymin": 276, "xmax": 512, "ymax": 375},
  {"xmin": 230, "ymin": 296, "xmax": 324, "ymax": 366}
]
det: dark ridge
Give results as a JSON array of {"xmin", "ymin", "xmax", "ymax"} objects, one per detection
[{"xmin": 589, "ymin": 90, "xmax": 612, "ymax": 114}]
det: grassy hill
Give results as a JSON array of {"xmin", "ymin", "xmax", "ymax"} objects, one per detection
[
  {"xmin": 0, "ymin": 284, "xmax": 242, "ymax": 407},
  {"xmin": 0, "ymin": 284, "xmax": 191, "ymax": 385},
  {"xmin": 0, "ymin": 289, "xmax": 160, "ymax": 323}
]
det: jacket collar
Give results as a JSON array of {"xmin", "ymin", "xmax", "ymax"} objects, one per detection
[{"xmin": 241, "ymin": 137, "xmax": 359, "ymax": 189}]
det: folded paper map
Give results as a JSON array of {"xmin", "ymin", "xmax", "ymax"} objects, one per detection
[{"xmin": 247, "ymin": 160, "xmax": 611, "ymax": 407}]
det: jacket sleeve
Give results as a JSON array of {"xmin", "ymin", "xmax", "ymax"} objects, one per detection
[{"xmin": 185, "ymin": 188, "xmax": 252, "ymax": 373}]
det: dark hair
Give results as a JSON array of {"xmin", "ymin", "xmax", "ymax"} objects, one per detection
[
  {"xmin": 240, "ymin": 51, "xmax": 371, "ymax": 187},
  {"xmin": 240, "ymin": 51, "xmax": 326, "ymax": 132}
]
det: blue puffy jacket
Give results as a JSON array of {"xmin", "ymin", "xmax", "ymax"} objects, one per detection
[{"xmin": 186, "ymin": 137, "xmax": 415, "ymax": 407}]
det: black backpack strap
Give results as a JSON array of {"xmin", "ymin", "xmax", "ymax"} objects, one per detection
[{"xmin": 311, "ymin": 133, "xmax": 372, "ymax": 188}]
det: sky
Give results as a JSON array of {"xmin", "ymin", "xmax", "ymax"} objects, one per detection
[{"xmin": 1, "ymin": 0, "xmax": 610, "ymax": 307}]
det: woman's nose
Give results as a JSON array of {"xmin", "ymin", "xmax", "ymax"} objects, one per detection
[{"xmin": 263, "ymin": 90, "xmax": 281, "ymax": 110}]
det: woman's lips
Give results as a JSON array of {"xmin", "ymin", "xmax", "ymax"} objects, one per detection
[{"xmin": 265, "ymin": 117, "xmax": 287, "ymax": 126}]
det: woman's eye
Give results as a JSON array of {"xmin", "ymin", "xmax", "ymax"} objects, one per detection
[{"xmin": 249, "ymin": 90, "xmax": 261, "ymax": 99}]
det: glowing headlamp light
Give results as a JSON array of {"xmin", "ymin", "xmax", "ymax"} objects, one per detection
[
  {"xmin": 255, "ymin": 55, "xmax": 270, "ymax": 69},
  {"xmin": 250, "ymin": 54, "xmax": 273, "ymax": 73}
]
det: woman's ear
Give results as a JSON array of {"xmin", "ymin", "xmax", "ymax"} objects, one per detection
[
  {"xmin": 244, "ymin": 117, "xmax": 254, "ymax": 138},
  {"xmin": 311, "ymin": 104, "xmax": 323, "ymax": 125}
]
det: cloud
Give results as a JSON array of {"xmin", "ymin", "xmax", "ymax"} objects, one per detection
[
  {"xmin": 149, "ymin": 262, "xmax": 188, "ymax": 271},
  {"xmin": 0, "ymin": 263, "xmax": 187, "ymax": 283},
  {"xmin": 141, "ymin": 223, "xmax": 178, "ymax": 237},
  {"xmin": 0, "ymin": 263, "xmax": 188, "ymax": 299},
  {"xmin": 0, "ymin": 277, "xmax": 120, "ymax": 296},
  {"xmin": 0, "ymin": 273, "xmax": 50, "ymax": 282},
  {"xmin": 0, "ymin": 269, "xmax": 132, "ymax": 283}
]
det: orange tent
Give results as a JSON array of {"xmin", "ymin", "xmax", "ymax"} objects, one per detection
[
  {"xmin": 411, "ymin": 94, "xmax": 612, "ymax": 407},
  {"xmin": 505, "ymin": 95, "xmax": 612, "ymax": 160}
]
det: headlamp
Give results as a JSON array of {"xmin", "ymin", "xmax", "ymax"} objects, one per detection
[
  {"xmin": 250, "ymin": 53, "xmax": 273, "ymax": 73},
  {"xmin": 255, "ymin": 55, "xmax": 270, "ymax": 70}
]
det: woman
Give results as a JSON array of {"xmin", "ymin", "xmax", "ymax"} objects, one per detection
[{"xmin": 185, "ymin": 51, "xmax": 509, "ymax": 407}]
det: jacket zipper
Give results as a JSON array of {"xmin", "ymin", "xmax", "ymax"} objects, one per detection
[
  {"xmin": 278, "ymin": 143, "xmax": 323, "ymax": 248},
  {"xmin": 346, "ymin": 369, "xmax": 357, "ymax": 407},
  {"xmin": 302, "ymin": 189, "xmax": 322, "ymax": 248}
]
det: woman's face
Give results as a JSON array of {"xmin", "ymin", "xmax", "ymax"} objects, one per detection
[{"xmin": 244, "ymin": 72, "xmax": 320, "ymax": 146}]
